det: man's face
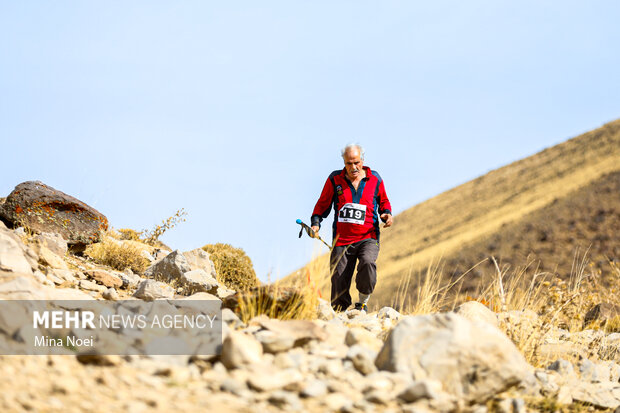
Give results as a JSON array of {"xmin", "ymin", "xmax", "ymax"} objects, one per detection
[{"xmin": 343, "ymin": 148, "xmax": 364, "ymax": 181}]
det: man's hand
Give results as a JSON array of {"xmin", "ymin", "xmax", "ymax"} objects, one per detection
[
  {"xmin": 310, "ymin": 225, "xmax": 320, "ymax": 238},
  {"xmin": 380, "ymin": 213, "xmax": 393, "ymax": 228}
]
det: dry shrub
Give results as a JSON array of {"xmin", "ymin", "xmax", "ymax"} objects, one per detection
[
  {"xmin": 84, "ymin": 237, "xmax": 149, "ymax": 274},
  {"xmin": 117, "ymin": 228, "xmax": 141, "ymax": 241},
  {"xmin": 202, "ymin": 243, "xmax": 258, "ymax": 291},
  {"xmin": 142, "ymin": 208, "xmax": 187, "ymax": 246},
  {"xmin": 232, "ymin": 285, "xmax": 318, "ymax": 323},
  {"xmin": 228, "ymin": 249, "xmax": 324, "ymax": 322}
]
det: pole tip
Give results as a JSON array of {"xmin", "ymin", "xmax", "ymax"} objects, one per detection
[{"xmin": 295, "ymin": 219, "xmax": 303, "ymax": 224}]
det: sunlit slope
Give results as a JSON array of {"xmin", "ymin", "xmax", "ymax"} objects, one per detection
[
  {"xmin": 441, "ymin": 169, "xmax": 620, "ymax": 291},
  {"xmin": 373, "ymin": 119, "xmax": 620, "ymax": 302},
  {"xmin": 288, "ymin": 119, "xmax": 620, "ymax": 306}
]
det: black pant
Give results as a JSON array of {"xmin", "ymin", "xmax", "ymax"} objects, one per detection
[{"xmin": 330, "ymin": 238, "xmax": 380, "ymax": 311}]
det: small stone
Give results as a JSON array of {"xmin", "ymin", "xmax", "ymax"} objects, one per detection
[
  {"xmin": 317, "ymin": 298, "xmax": 336, "ymax": 320},
  {"xmin": 366, "ymin": 389, "xmax": 390, "ymax": 405},
  {"xmin": 557, "ymin": 386, "xmax": 573, "ymax": 405},
  {"xmin": 398, "ymin": 380, "xmax": 442, "ymax": 403},
  {"xmin": 548, "ymin": 359, "xmax": 575, "ymax": 377},
  {"xmin": 120, "ymin": 269, "xmax": 142, "ymax": 289},
  {"xmin": 76, "ymin": 354, "xmax": 123, "ymax": 366},
  {"xmin": 247, "ymin": 369, "xmax": 303, "ymax": 392},
  {"xmin": 220, "ymin": 378, "xmax": 249, "ymax": 397},
  {"xmin": 222, "ymin": 308, "xmax": 242, "ymax": 325},
  {"xmin": 84, "ymin": 269, "xmax": 122, "ymax": 288},
  {"xmin": 377, "ymin": 306, "xmax": 401, "ymax": 320},
  {"xmin": 300, "ymin": 379, "xmax": 328, "ymax": 398},
  {"xmin": 345, "ymin": 327, "xmax": 383, "ymax": 351},
  {"xmin": 102, "ymin": 288, "xmax": 119, "ymax": 300},
  {"xmin": 180, "ymin": 269, "xmax": 219, "ymax": 294},
  {"xmin": 221, "ymin": 331, "xmax": 263, "ymax": 369},
  {"xmin": 580, "ymin": 359, "xmax": 610, "ymax": 382},
  {"xmin": 347, "ymin": 345, "xmax": 377, "ymax": 375},
  {"xmin": 133, "ymin": 280, "xmax": 174, "ymax": 300},
  {"xmin": 79, "ymin": 279, "xmax": 107, "ymax": 293},
  {"xmin": 268, "ymin": 390, "xmax": 302, "ymax": 410},
  {"xmin": 323, "ymin": 393, "xmax": 353, "ymax": 411},
  {"xmin": 254, "ymin": 330, "xmax": 295, "ymax": 354},
  {"xmin": 454, "ymin": 300, "xmax": 498, "ymax": 327}
]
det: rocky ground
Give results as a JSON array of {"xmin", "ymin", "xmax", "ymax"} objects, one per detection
[{"xmin": 2, "ymin": 183, "xmax": 620, "ymax": 412}]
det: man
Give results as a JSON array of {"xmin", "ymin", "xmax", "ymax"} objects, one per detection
[{"xmin": 310, "ymin": 144, "xmax": 393, "ymax": 311}]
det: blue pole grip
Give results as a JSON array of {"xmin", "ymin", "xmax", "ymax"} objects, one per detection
[{"xmin": 296, "ymin": 219, "xmax": 303, "ymax": 225}]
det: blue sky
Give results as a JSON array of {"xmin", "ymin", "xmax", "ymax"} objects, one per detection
[{"xmin": 1, "ymin": 1, "xmax": 619, "ymax": 281}]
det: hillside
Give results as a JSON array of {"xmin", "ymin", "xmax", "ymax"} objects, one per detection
[{"xmin": 291, "ymin": 119, "xmax": 620, "ymax": 308}]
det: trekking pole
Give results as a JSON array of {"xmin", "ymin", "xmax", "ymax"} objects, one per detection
[{"xmin": 296, "ymin": 219, "xmax": 332, "ymax": 250}]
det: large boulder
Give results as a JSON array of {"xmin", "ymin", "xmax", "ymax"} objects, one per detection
[
  {"xmin": 183, "ymin": 248, "xmax": 217, "ymax": 279},
  {"xmin": 144, "ymin": 250, "xmax": 191, "ymax": 281},
  {"xmin": 0, "ymin": 181, "xmax": 108, "ymax": 246},
  {"xmin": 375, "ymin": 313, "xmax": 530, "ymax": 404}
]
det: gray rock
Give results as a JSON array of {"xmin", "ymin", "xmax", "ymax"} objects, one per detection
[
  {"xmin": 377, "ymin": 306, "xmax": 401, "ymax": 320},
  {"xmin": 34, "ymin": 243, "xmax": 68, "ymax": 269},
  {"xmin": 347, "ymin": 345, "xmax": 377, "ymax": 375},
  {"xmin": 375, "ymin": 313, "xmax": 530, "ymax": 404},
  {"xmin": 345, "ymin": 327, "xmax": 383, "ymax": 351},
  {"xmin": 79, "ymin": 279, "xmax": 107, "ymax": 293},
  {"xmin": 222, "ymin": 308, "xmax": 242, "ymax": 325},
  {"xmin": 144, "ymin": 250, "xmax": 191, "ymax": 282},
  {"xmin": 254, "ymin": 330, "xmax": 295, "ymax": 354},
  {"xmin": 183, "ymin": 248, "xmax": 218, "ymax": 278},
  {"xmin": 322, "ymin": 393, "xmax": 353, "ymax": 411},
  {"xmin": 300, "ymin": 379, "xmax": 328, "ymax": 398},
  {"xmin": 0, "ymin": 227, "xmax": 33, "ymax": 274},
  {"xmin": 366, "ymin": 389, "xmax": 391, "ymax": 405},
  {"xmin": 247, "ymin": 368, "xmax": 303, "ymax": 392},
  {"xmin": 268, "ymin": 390, "xmax": 302, "ymax": 410},
  {"xmin": 133, "ymin": 280, "xmax": 175, "ymax": 300},
  {"xmin": 454, "ymin": 300, "xmax": 498, "ymax": 327},
  {"xmin": 317, "ymin": 298, "xmax": 336, "ymax": 320},
  {"xmin": 258, "ymin": 318, "xmax": 328, "ymax": 346},
  {"xmin": 102, "ymin": 288, "xmax": 119, "ymax": 301},
  {"xmin": 119, "ymin": 269, "xmax": 142, "ymax": 289},
  {"xmin": 580, "ymin": 359, "xmax": 611, "ymax": 383},
  {"xmin": 221, "ymin": 331, "xmax": 263, "ymax": 369},
  {"xmin": 34, "ymin": 232, "xmax": 68, "ymax": 257},
  {"xmin": 180, "ymin": 269, "xmax": 219, "ymax": 294},
  {"xmin": 220, "ymin": 377, "xmax": 249, "ymax": 397},
  {"xmin": 571, "ymin": 381, "xmax": 620, "ymax": 409},
  {"xmin": 398, "ymin": 380, "xmax": 443, "ymax": 403},
  {"xmin": 49, "ymin": 269, "xmax": 77, "ymax": 284},
  {"xmin": 547, "ymin": 359, "xmax": 575, "ymax": 377}
]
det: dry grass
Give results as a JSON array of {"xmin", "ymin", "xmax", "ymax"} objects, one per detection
[
  {"xmin": 84, "ymin": 236, "xmax": 150, "ymax": 274},
  {"xmin": 391, "ymin": 257, "xmax": 483, "ymax": 314},
  {"xmin": 483, "ymin": 250, "xmax": 620, "ymax": 367},
  {"xmin": 234, "ymin": 250, "xmax": 326, "ymax": 323}
]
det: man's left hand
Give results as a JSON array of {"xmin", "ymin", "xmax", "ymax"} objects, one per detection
[{"xmin": 380, "ymin": 213, "xmax": 393, "ymax": 228}]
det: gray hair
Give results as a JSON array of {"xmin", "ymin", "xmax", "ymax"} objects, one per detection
[{"xmin": 341, "ymin": 143, "xmax": 365, "ymax": 160}]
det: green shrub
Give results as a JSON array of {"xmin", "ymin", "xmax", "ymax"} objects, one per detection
[{"xmin": 202, "ymin": 243, "xmax": 259, "ymax": 291}]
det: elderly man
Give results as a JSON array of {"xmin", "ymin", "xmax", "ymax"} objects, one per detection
[{"xmin": 310, "ymin": 144, "xmax": 393, "ymax": 311}]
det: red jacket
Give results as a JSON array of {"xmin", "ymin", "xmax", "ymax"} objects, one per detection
[{"xmin": 311, "ymin": 166, "xmax": 392, "ymax": 246}]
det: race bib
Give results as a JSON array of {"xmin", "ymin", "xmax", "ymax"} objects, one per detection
[{"xmin": 338, "ymin": 203, "xmax": 366, "ymax": 225}]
